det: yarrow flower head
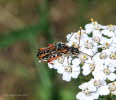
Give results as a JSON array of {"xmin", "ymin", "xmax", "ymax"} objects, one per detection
[
  {"xmin": 76, "ymin": 79, "xmax": 110, "ymax": 100},
  {"xmin": 48, "ymin": 56, "xmax": 81, "ymax": 81},
  {"xmin": 108, "ymin": 81, "xmax": 116, "ymax": 95},
  {"xmin": 41, "ymin": 19, "xmax": 116, "ymax": 100}
]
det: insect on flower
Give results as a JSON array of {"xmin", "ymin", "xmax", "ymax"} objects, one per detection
[
  {"xmin": 36, "ymin": 19, "xmax": 116, "ymax": 99},
  {"xmin": 37, "ymin": 27, "xmax": 91, "ymax": 63}
]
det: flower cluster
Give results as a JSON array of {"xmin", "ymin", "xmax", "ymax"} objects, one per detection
[{"xmin": 47, "ymin": 20, "xmax": 116, "ymax": 100}]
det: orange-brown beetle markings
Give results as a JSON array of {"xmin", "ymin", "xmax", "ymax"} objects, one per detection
[{"xmin": 37, "ymin": 42, "xmax": 79, "ymax": 63}]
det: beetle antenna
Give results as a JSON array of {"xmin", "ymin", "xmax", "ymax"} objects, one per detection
[
  {"xmin": 78, "ymin": 27, "xmax": 82, "ymax": 49},
  {"xmin": 67, "ymin": 32, "xmax": 75, "ymax": 42},
  {"xmin": 78, "ymin": 27, "xmax": 92, "ymax": 59},
  {"xmin": 66, "ymin": 28, "xmax": 79, "ymax": 45}
]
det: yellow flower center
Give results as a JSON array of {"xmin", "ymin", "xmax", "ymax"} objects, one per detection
[
  {"xmin": 94, "ymin": 37, "xmax": 100, "ymax": 42},
  {"xmin": 89, "ymin": 64, "xmax": 95, "ymax": 70},
  {"xmin": 104, "ymin": 68, "xmax": 110, "ymax": 75},
  {"xmin": 110, "ymin": 52, "xmax": 116, "ymax": 59},
  {"xmin": 100, "ymin": 52, "xmax": 107, "ymax": 59},
  {"xmin": 105, "ymin": 42, "xmax": 109, "ymax": 46},
  {"xmin": 109, "ymin": 82, "xmax": 116, "ymax": 91},
  {"xmin": 64, "ymin": 66, "xmax": 72, "ymax": 73},
  {"xmin": 94, "ymin": 80, "xmax": 101, "ymax": 87},
  {"xmin": 83, "ymin": 88, "xmax": 91, "ymax": 96}
]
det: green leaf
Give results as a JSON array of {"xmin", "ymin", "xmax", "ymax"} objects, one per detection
[
  {"xmin": 102, "ymin": 34, "xmax": 111, "ymax": 39},
  {"xmin": 88, "ymin": 32, "xmax": 93, "ymax": 37},
  {"xmin": 98, "ymin": 48, "xmax": 103, "ymax": 52}
]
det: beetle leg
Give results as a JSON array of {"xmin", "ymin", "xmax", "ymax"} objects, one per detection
[
  {"xmin": 39, "ymin": 48, "xmax": 45, "ymax": 50},
  {"xmin": 39, "ymin": 59, "xmax": 48, "ymax": 63},
  {"xmin": 67, "ymin": 55, "xmax": 70, "ymax": 65},
  {"xmin": 48, "ymin": 56, "xmax": 61, "ymax": 63}
]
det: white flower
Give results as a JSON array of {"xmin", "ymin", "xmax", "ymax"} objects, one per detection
[
  {"xmin": 85, "ymin": 21, "xmax": 102, "ymax": 34},
  {"xmin": 39, "ymin": 20, "xmax": 116, "ymax": 100},
  {"xmin": 57, "ymin": 58, "xmax": 81, "ymax": 82},
  {"xmin": 93, "ymin": 49, "xmax": 116, "ymax": 67},
  {"xmin": 48, "ymin": 59, "xmax": 60, "ymax": 69},
  {"xmin": 101, "ymin": 25, "xmax": 115, "ymax": 37},
  {"xmin": 76, "ymin": 86, "xmax": 99, "ymax": 100},
  {"xmin": 76, "ymin": 80, "xmax": 100, "ymax": 100},
  {"xmin": 66, "ymin": 30, "xmax": 86, "ymax": 47},
  {"xmin": 98, "ymin": 85, "xmax": 110, "ymax": 95},
  {"xmin": 92, "ymin": 64, "xmax": 116, "ymax": 81},
  {"xmin": 89, "ymin": 79, "xmax": 107, "ymax": 88},
  {"xmin": 78, "ymin": 53, "xmax": 90, "ymax": 63},
  {"xmin": 66, "ymin": 32, "xmax": 79, "ymax": 47},
  {"xmin": 110, "ymin": 51, "xmax": 116, "ymax": 60},
  {"xmin": 89, "ymin": 79, "xmax": 110, "ymax": 96},
  {"xmin": 99, "ymin": 52, "xmax": 108, "ymax": 59},
  {"xmin": 80, "ymin": 36, "xmax": 97, "ymax": 56},
  {"xmin": 48, "ymin": 56, "xmax": 65, "ymax": 69},
  {"xmin": 92, "ymin": 30, "xmax": 102, "ymax": 43},
  {"xmin": 99, "ymin": 37, "xmax": 112, "ymax": 50},
  {"xmin": 93, "ymin": 53, "xmax": 107, "ymax": 64},
  {"xmin": 82, "ymin": 60, "xmax": 95, "ymax": 75},
  {"xmin": 108, "ymin": 81, "xmax": 116, "ymax": 95},
  {"xmin": 76, "ymin": 91, "xmax": 99, "ymax": 100},
  {"xmin": 112, "ymin": 36, "xmax": 116, "ymax": 44},
  {"xmin": 76, "ymin": 78, "xmax": 110, "ymax": 100}
]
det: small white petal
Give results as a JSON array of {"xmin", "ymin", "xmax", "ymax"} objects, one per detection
[
  {"xmin": 107, "ymin": 73, "xmax": 116, "ymax": 81},
  {"xmin": 93, "ymin": 71, "xmax": 106, "ymax": 80},
  {"xmin": 57, "ymin": 66, "xmax": 64, "ymax": 74},
  {"xmin": 62, "ymin": 73, "xmax": 71, "ymax": 82},
  {"xmin": 82, "ymin": 68, "xmax": 91, "ymax": 76},
  {"xmin": 108, "ymin": 66, "xmax": 116, "ymax": 72},
  {"xmin": 93, "ymin": 30, "xmax": 100, "ymax": 35},
  {"xmin": 48, "ymin": 63, "xmax": 54, "ymax": 69},
  {"xmin": 72, "ymin": 58, "xmax": 81, "ymax": 66},
  {"xmin": 76, "ymin": 92, "xmax": 85, "ymax": 100},
  {"xmin": 66, "ymin": 34, "xmax": 71, "ymax": 40},
  {"xmin": 98, "ymin": 86, "xmax": 110, "ymax": 95},
  {"xmin": 72, "ymin": 65, "xmax": 80, "ymax": 71},
  {"xmin": 92, "ymin": 92, "xmax": 99, "ymax": 99},
  {"xmin": 85, "ymin": 24, "xmax": 93, "ymax": 34},
  {"xmin": 76, "ymin": 92, "xmax": 94, "ymax": 100},
  {"xmin": 79, "ymin": 83, "xmax": 88, "ymax": 89},
  {"xmin": 88, "ymin": 84, "xmax": 96, "ymax": 92},
  {"xmin": 71, "ymin": 71, "xmax": 80, "ymax": 78}
]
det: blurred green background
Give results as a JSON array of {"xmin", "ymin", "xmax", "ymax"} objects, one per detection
[{"xmin": 0, "ymin": 0, "xmax": 116, "ymax": 100}]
